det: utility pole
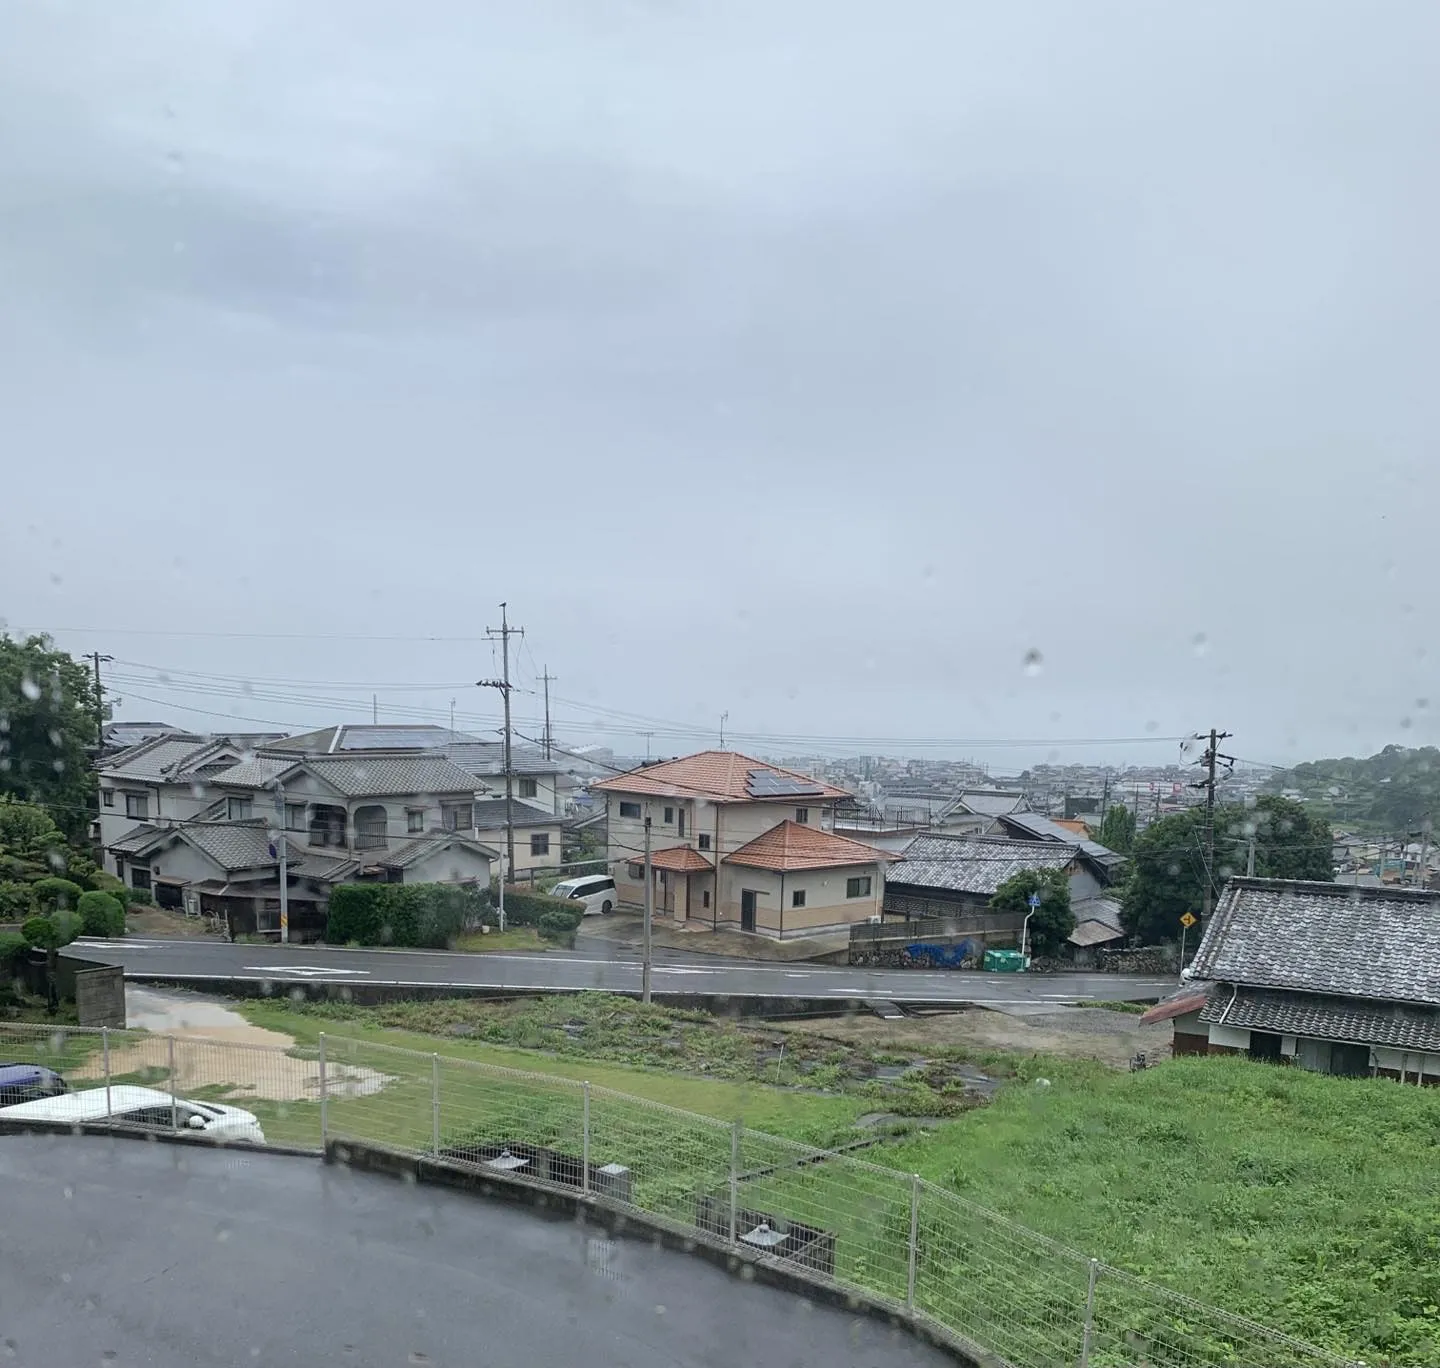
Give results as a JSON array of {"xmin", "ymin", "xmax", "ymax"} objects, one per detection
[
  {"xmin": 1191, "ymin": 729, "xmax": 1235, "ymax": 926},
  {"xmin": 372, "ymin": 694, "xmax": 378, "ymax": 724},
  {"xmin": 273, "ymin": 780, "xmax": 289, "ymax": 944},
  {"xmin": 1417, "ymin": 817, "xmax": 1432, "ymax": 890},
  {"xmin": 642, "ymin": 813, "xmax": 653, "ymax": 1004},
  {"xmin": 1246, "ymin": 834, "xmax": 1257, "ymax": 877},
  {"xmin": 478, "ymin": 602, "xmax": 524, "ymax": 889},
  {"xmin": 539, "ymin": 665, "xmax": 556, "ymax": 761},
  {"xmin": 641, "ymin": 731, "xmax": 654, "ymax": 762},
  {"xmin": 87, "ymin": 651, "xmax": 114, "ymax": 750},
  {"xmin": 719, "ymin": 712, "xmax": 728, "ymax": 749}
]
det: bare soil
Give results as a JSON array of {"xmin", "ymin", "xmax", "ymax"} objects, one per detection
[
  {"xmin": 773, "ymin": 1004, "xmax": 1174, "ymax": 1069},
  {"xmin": 123, "ymin": 907, "xmax": 223, "ymax": 939}
]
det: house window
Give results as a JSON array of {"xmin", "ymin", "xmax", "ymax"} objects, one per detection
[
  {"xmin": 792, "ymin": 889, "xmax": 807, "ymax": 908},
  {"xmin": 124, "ymin": 793, "xmax": 148, "ymax": 820},
  {"xmin": 703, "ymin": 890, "xmax": 711, "ymax": 908},
  {"xmin": 406, "ymin": 808, "xmax": 425, "ymax": 834},
  {"xmin": 627, "ymin": 863, "xmax": 644, "ymax": 880},
  {"xmin": 227, "ymin": 796, "xmax": 253, "ymax": 821},
  {"xmin": 285, "ymin": 803, "xmax": 306, "ymax": 832},
  {"xmin": 795, "ymin": 807, "xmax": 809, "ymax": 824},
  {"xmin": 441, "ymin": 803, "xmax": 473, "ymax": 831},
  {"xmin": 698, "ymin": 833, "xmax": 712, "ymax": 851},
  {"xmin": 619, "ymin": 801, "xmax": 642, "ymax": 819},
  {"xmin": 101, "ymin": 789, "xmax": 115, "ymax": 808},
  {"xmin": 677, "ymin": 809, "xmax": 686, "ymax": 837},
  {"xmin": 530, "ymin": 833, "xmax": 550, "ymax": 857},
  {"xmin": 663, "ymin": 806, "xmax": 674, "ymax": 824},
  {"xmin": 518, "ymin": 778, "xmax": 538, "ymax": 799},
  {"xmin": 130, "ymin": 867, "xmax": 152, "ymax": 891},
  {"xmin": 846, "ymin": 876, "xmax": 872, "ymax": 899}
]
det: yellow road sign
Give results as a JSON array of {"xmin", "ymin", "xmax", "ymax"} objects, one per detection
[{"xmin": 1179, "ymin": 912, "xmax": 1197, "ymax": 929}]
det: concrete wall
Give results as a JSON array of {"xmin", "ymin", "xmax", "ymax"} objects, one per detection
[
  {"xmin": 74, "ymin": 965, "xmax": 127, "ymax": 1028},
  {"xmin": 476, "ymin": 821, "xmax": 563, "ymax": 877},
  {"xmin": 129, "ymin": 835, "xmax": 228, "ymax": 891},
  {"xmin": 99, "ymin": 781, "xmax": 214, "ymax": 874},
  {"xmin": 404, "ymin": 845, "xmax": 493, "ymax": 886}
]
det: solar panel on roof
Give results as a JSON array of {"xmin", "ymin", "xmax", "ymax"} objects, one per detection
[{"xmin": 745, "ymin": 769, "xmax": 825, "ymax": 797}]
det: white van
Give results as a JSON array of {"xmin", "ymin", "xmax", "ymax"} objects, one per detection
[
  {"xmin": 0, "ymin": 1084, "xmax": 266, "ymax": 1145},
  {"xmin": 549, "ymin": 874, "xmax": 617, "ymax": 916}
]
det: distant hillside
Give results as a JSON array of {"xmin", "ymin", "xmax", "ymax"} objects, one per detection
[{"xmin": 1269, "ymin": 745, "xmax": 1440, "ymax": 832}]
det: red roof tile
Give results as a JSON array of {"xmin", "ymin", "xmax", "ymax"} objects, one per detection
[
  {"xmin": 725, "ymin": 820, "xmax": 892, "ymax": 873},
  {"xmin": 592, "ymin": 750, "xmax": 850, "ymax": 804},
  {"xmin": 647, "ymin": 845, "xmax": 714, "ymax": 874}
]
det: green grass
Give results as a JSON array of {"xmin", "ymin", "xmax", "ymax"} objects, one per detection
[
  {"xmin": 453, "ymin": 928, "xmax": 550, "ymax": 953},
  {"xmin": 873, "ymin": 1055, "xmax": 1440, "ymax": 1366}
]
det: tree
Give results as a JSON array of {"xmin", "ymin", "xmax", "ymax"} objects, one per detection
[
  {"xmin": 1097, "ymin": 804, "xmax": 1136, "ymax": 854},
  {"xmin": 1122, "ymin": 799, "xmax": 1334, "ymax": 944},
  {"xmin": 76, "ymin": 889, "xmax": 126, "ymax": 938},
  {"xmin": 0, "ymin": 634, "xmax": 101, "ymax": 841},
  {"xmin": 21, "ymin": 910, "xmax": 79, "ymax": 1015},
  {"xmin": 0, "ymin": 796, "xmax": 71, "ymax": 883},
  {"xmin": 990, "ymin": 867, "xmax": 1073, "ymax": 957}
]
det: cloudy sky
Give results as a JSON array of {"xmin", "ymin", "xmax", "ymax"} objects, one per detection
[{"xmin": 3, "ymin": 2, "xmax": 1437, "ymax": 769}]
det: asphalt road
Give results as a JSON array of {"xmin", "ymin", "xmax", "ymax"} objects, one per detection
[
  {"xmin": 0, "ymin": 1134, "xmax": 948, "ymax": 1368},
  {"xmin": 70, "ymin": 935, "xmax": 1176, "ymax": 1005}
]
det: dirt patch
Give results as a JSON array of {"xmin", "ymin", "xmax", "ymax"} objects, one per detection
[
  {"xmin": 773, "ymin": 1004, "xmax": 1172, "ymax": 1069},
  {"xmin": 123, "ymin": 907, "xmax": 224, "ymax": 939},
  {"xmin": 578, "ymin": 913, "xmax": 846, "ymax": 962},
  {"xmin": 72, "ymin": 1021, "xmax": 393, "ymax": 1102}
]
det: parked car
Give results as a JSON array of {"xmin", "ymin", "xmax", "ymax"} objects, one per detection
[
  {"xmin": 548, "ymin": 874, "xmax": 616, "ymax": 915},
  {"xmin": 0, "ymin": 1063, "xmax": 68, "ymax": 1108},
  {"xmin": 0, "ymin": 1085, "xmax": 266, "ymax": 1144}
]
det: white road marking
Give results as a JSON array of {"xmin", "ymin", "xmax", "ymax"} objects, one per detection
[{"xmin": 244, "ymin": 965, "xmax": 371, "ymax": 978}]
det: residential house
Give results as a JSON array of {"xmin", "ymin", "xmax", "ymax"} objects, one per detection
[
  {"xmin": 1141, "ymin": 878, "xmax": 1440, "ymax": 1082},
  {"xmin": 593, "ymin": 751, "xmax": 890, "ymax": 938},
  {"xmin": 96, "ymin": 732, "xmax": 284, "ymax": 874},
  {"xmin": 472, "ymin": 799, "xmax": 564, "ymax": 877},
  {"xmin": 104, "ymin": 750, "xmax": 497, "ymax": 938},
  {"xmin": 993, "ymin": 811, "xmax": 1126, "ymax": 885}
]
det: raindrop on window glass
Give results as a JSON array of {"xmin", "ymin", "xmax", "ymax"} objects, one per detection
[{"xmin": 1022, "ymin": 649, "xmax": 1043, "ymax": 677}]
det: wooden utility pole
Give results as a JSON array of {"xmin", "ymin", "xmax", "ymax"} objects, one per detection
[
  {"xmin": 642, "ymin": 813, "xmax": 653, "ymax": 1004},
  {"xmin": 478, "ymin": 602, "xmax": 524, "ymax": 886},
  {"xmin": 539, "ymin": 665, "xmax": 557, "ymax": 761},
  {"xmin": 87, "ymin": 651, "xmax": 113, "ymax": 750}
]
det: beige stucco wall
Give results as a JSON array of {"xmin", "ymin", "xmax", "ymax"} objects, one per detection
[{"xmin": 404, "ymin": 845, "xmax": 494, "ymax": 886}]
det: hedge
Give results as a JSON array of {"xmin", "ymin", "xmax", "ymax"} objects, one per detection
[
  {"xmin": 325, "ymin": 882, "xmax": 486, "ymax": 949},
  {"xmin": 498, "ymin": 887, "xmax": 576, "ymax": 928},
  {"xmin": 537, "ymin": 908, "xmax": 583, "ymax": 947},
  {"xmin": 77, "ymin": 890, "xmax": 126, "ymax": 939}
]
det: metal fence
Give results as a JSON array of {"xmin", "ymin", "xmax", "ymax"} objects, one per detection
[{"xmin": 0, "ymin": 1022, "xmax": 1358, "ymax": 1368}]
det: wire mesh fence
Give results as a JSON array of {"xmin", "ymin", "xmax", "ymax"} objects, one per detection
[{"xmin": 0, "ymin": 1022, "xmax": 1360, "ymax": 1368}]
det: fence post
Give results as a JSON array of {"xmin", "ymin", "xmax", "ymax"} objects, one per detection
[
  {"xmin": 729, "ymin": 1120, "xmax": 740, "ymax": 1245},
  {"xmin": 430, "ymin": 1053, "xmax": 441, "ymax": 1157},
  {"xmin": 1080, "ymin": 1258, "xmax": 1099, "ymax": 1368},
  {"xmin": 581, "ymin": 1082, "xmax": 591, "ymax": 1195},
  {"xmin": 318, "ymin": 1033, "xmax": 328, "ymax": 1150},
  {"xmin": 907, "ymin": 1173, "xmax": 920, "ymax": 1311},
  {"xmin": 102, "ymin": 1027, "xmax": 112, "ymax": 1119},
  {"xmin": 167, "ymin": 1035, "xmax": 178, "ymax": 1131}
]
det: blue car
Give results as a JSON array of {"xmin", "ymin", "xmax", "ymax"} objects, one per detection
[{"xmin": 0, "ymin": 1063, "xmax": 69, "ymax": 1109}]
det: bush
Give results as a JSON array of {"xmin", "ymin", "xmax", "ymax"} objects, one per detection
[
  {"xmin": 537, "ymin": 908, "xmax": 583, "ymax": 947},
  {"xmin": 76, "ymin": 890, "xmax": 126, "ymax": 938},
  {"xmin": 499, "ymin": 887, "xmax": 576, "ymax": 928},
  {"xmin": 21, "ymin": 912, "xmax": 79, "ymax": 951},
  {"xmin": 31, "ymin": 876, "xmax": 84, "ymax": 913},
  {"xmin": 0, "ymin": 930, "xmax": 28, "ymax": 973},
  {"xmin": 326, "ymin": 882, "xmax": 485, "ymax": 949},
  {"xmin": 124, "ymin": 887, "xmax": 154, "ymax": 907},
  {"xmin": 88, "ymin": 870, "xmax": 128, "ymax": 897},
  {"xmin": 0, "ymin": 881, "xmax": 34, "ymax": 920}
]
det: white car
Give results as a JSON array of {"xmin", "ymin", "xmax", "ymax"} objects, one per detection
[
  {"xmin": 0, "ymin": 1085, "xmax": 266, "ymax": 1145},
  {"xmin": 549, "ymin": 874, "xmax": 616, "ymax": 915}
]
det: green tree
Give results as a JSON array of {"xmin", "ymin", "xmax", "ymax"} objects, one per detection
[
  {"xmin": 0, "ymin": 634, "xmax": 101, "ymax": 840},
  {"xmin": 1097, "ymin": 804, "xmax": 1136, "ymax": 854},
  {"xmin": 21, "ymin": 910, "xmax": 79, "ymax": 1015},
  {"xmin": 990, "ymin": 867, "xmax": 1073, "ymax": 957},
  {"xmin": 1122, "ymin": 798, "xmax": 1334, "ymax": 944},
  {"xmin": 76, "ymin": 889, "xmax": 126, "ymax": 938},
  {"xmin": 0, "ymin": 796, "xmax": 71, "ymax": 883}
]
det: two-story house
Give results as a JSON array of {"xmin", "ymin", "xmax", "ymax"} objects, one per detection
[
  {"xmin": 593, "ymin": 751, "xmax": 891, "ymax": 939},
  {"xmin": 104, "ymin": 751, "xmax": 497, "ymax": 938}
]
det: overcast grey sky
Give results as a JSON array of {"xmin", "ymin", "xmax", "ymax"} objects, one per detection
[{"xmin": 3, "ymin": 2, "xmax": 1437, "ymax": 768}]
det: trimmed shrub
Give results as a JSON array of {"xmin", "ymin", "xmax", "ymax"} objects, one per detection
[
  {"xmin": 22, "ymin": 912, "xmax": 79, "ymax": 951},
  {"xmin": 326, "ymin": 884, "xmax": 389, "ymax": 946},
  {"xmin": 0, "ymin": 930, "xmax": 28, "ymax": 973},
  {"xmin": 31, "ymin": 877, "xmax": 84, "ymax": 913},
  {"xmin": 77, "ymin": 890, "xmax": 126, "ymax": 938},
  {"xmin": 499, "ymin": 887, "xmax": 576, "ymax": 928},
  {"xmin": 537, "ymin": 908, "xmax": 583, "ymax": 948},
  {"xmin": 0, "ymin": 881, "xmax": 34, "ymax": 920},
  {"xmin": 124, "ymin": 887, "xmax": 155, "ymax": 907},
  {"xmin": 326, "ymin": 882, "xmax": 484, "ymax": 949},
  {"xmin": 89, "ymin": 870, "xmax": 128, "ymax": 897}
]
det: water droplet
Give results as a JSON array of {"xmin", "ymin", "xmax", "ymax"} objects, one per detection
[
  {"xmin": 20, "ymin": 675, "xmax": 40, "ymax": 701},
  {"xmin": 1191, "ymin": 633, "xmax": 1209, "ymax": 657},
  {"xmin": 1022, "ymin": 649, "xmax": 1043, "ymax": 677},
  {"xmin": 1400, "ymin": 716, "xmax": 1413, "ymax": 730},
  {"xmin": 1418, "ymin": 698, "xmax": 1430, "ymax": 712}
]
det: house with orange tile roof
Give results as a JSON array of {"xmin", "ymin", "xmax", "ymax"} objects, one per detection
[{"xmin": 592, "ymin": 751, "xmax": 892, "ymax": 938}]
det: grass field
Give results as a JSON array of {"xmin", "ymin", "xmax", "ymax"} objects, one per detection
[{"xmin": 452, "ymin": 928, "xmax": 550, "ymax": 953}]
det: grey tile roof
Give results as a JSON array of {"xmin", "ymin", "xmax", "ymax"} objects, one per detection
[
  {"xmin": 108, "ymin": 824, "xmax": 162, "ymax": 855},
  {"xmin": 1069, "ymin": 919, "xmax": 1126, "ymax": 947},
  {"xmin": 1191, "ymin": 877, "xmax": 1440, "ymax": 1007},
  {"xmin": 471, "ymin": 799, "xmax": 560, "ymax": 830},
  {"xmin": 1072, "ymin": 896, "xmax": 1123, "ymax": 933},
  {"xmin": 995, "ymin": 812, "xmax": 1126, "ymax": 872},
  {"xmin": 101, "ymin": 735, "xmax": 209, "ymax": 781},
  {"xmin": 288, "ymin": 852, "xmax": 360, "ymax": 881},
  {"xmin": 1200, "ymin": 986, "xmax": 1440, "ymax": 1053},
  {"xmin": 301, "ymin": 755, "xmax": 482, "ymax": 798},
  {"xmin": 443, "ymin": 742, "xmax": 561, "ymax": 777},
  {"xmin": 887, "ymin": 834, "xmax": 1079, "ymax": 896},
  {"xmin": 380, "ymin": 833, "xmax": 500, "ymax": 868},
  {"xmin": 206, "ymin": 756, "xmax": 296, "ymax": 789},
  {"xmin": 957, "ymin": 791, "xmax": 1028, "ymax": 817},
  {"xmin": 271, "ymin": 725, "xmax": 482, "ymax": 754},
  {"xmin": 176, "ymin": 822, "xmax": 277, "ymax": 872}
]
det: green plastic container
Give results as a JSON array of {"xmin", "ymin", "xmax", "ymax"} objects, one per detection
[{"xmin": 983, "ymin": 949, "xmax": 1026, "ymax": 973}]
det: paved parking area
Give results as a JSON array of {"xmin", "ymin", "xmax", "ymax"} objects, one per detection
[{"xmin": 0, "ymin": 1135, "xmax": 952, "ymax": 1368}]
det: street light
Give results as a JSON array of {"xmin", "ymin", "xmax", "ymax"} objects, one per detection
[{"xmin": 1020, "ymin": 891, "xmax": 1041, "ymax": 967}]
